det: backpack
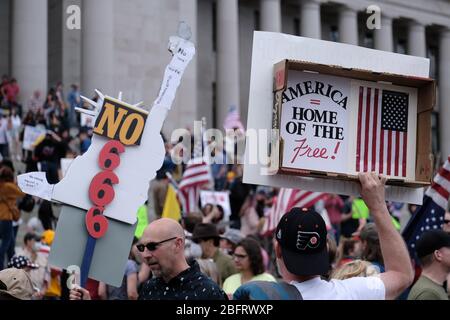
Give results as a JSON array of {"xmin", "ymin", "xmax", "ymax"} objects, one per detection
[{"xmin": 233, "ymin": 280, "xmax": 303, "ymax": 300}]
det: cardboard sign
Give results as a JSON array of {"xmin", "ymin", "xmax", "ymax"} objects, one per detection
[
  {"xmin": 60, "ymin": 158, "xmax": 74, "ymax": 178},
  {"xmin": 49, "ymin": 205, "xmax": 136, "ymax": 287},
  {"xmin": 17, "ymin": 172, "xmax": 53, "ymax": 201},
  {"xmin": 93, "ymin": 97, "xmax": 148, "ymax": 146},
  {"xmin": 243, "ymin": 32, "xmax": 431, "ymax": 205},
  {"xmin": 279, "ymin": 71, "xmax": 351, "ymax": 174},
  {"xmin": 200, "ymin": 190, "xmax": 231, "ymax": 220},
  {"xmin": 80, "ymin": 113, "xmax": 94, "ymax": 128},
  {"xmin": 274, "ymin": 67, "xmax": 426, "ymax": 185},
  {"xmin": 50, "ymin": 37, "xmax": 196, "ymax": 225},
  {"xmin": 23, "ymin": 125, "xmax": 46, "ymax": 150}
]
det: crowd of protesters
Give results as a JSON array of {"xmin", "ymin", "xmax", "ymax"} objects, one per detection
[{"xmin": 0, "ymin": 76, "xmax": 449, "ymax": 300}]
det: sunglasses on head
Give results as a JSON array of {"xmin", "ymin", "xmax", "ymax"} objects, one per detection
[{"xmin": 136, "ymin": 237, "xmax": 177, "ymax": 252}]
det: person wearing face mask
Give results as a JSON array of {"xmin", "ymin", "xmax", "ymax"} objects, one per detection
[{"xmin": 14, "ymin": 233, "xmax": 49, "ymax": 298}]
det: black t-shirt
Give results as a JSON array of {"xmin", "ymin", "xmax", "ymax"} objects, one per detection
[
  {"xmin": 340, "ymin": 199, "xmax": 359, "ymax": 238},
  {"xmin": 34, "ymin": 137, "xmax": 65, "ymax": 163}
]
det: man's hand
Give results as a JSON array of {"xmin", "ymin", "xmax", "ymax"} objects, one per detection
[
  {"xmin": 359, "ymin": 173, "xmax": 414, "ymax": 299},
  {"xmin": 358, "ymin": 172, "xmax": 387, "ymax": 214},
  {"xmin": 69, "ymin": 286, "xmax": 91, "ymax": 300}
]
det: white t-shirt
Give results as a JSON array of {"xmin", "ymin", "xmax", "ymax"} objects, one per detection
[{"xmin": 291, "ymin": 276, "xmax": 385, "ymax": 300}]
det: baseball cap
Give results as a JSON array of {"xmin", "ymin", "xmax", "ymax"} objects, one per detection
[
  {"xmin": 276, "ymin": 207, "xmax": 329, "ymax": 276},
  {"xmin": 0, "ymin": 268, "xmax": 34, "ymax": 300},
  {"xmin": 7, "ymin": 256, "xmax": 39, "ymax": 270},
  {"xmin": 221, "ymin": 228, "xmax": 244, "ymax": 245},
  {"xmin": 416, "ymin": 230, "xmax": 450, "ymax": 258}
]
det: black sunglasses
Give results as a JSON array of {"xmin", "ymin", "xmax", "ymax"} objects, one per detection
[
  {"xmin": 444, "ymin": 219, "xmax": 450, "ymax": 224},
  {"xmin": 136, "ymin": 237, "xmax": 177, "ymax": 252}
]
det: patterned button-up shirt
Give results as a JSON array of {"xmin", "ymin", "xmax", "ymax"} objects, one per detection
[{"xmin": 138, "ymin": 261, "xmax": 227, "ymax": 300}]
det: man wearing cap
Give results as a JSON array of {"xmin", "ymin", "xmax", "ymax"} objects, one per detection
[
  {"xmin": 192, "ymin": 223, "xmax": 236, "ymax": 284},
  {"xmin": 15, "ymin": 232, "xmax": 48, "ymax": 295},
  {"xmin": 220, "ymin": 228, "xmax": 244, "ymax": 255},
  {"xmin": 272, "ymin": 172, "xmax": 414, "ymax": 300},
  {"xmin": 0, "ymin": 268, "xmax": 35, "ymax": 300},
  {"xmin": 407, "ymin": 230, "xmax": 450, "ymax": 300}
]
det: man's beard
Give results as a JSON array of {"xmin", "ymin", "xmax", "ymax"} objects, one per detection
[{"xmin": 147, "ymin": 260, "xmax": 171, "ymax": 280}]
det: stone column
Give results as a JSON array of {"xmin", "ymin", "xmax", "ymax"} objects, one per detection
[
  {"xmin": 338, "ymin": 5, "xmax": 358, "ymax": 45},
  {"xmin": 0, "ymin": 0, "xmax": 11, "ymax": 76},
  {"xmin": 439, "ymin": 28, "xmax": 450, "ymax": 158},
  {"xmin": 12, "ymin": 0, "xmax": 48, "ymax": 106},
  {"xmin": 260, "ymin": 0, "xmax": 281, "ymax": 32},
  {"xmin": 81, "ymin": 0, "xmax": 114, "ymax": 95},
  {"xmin": 176, "ymin": 0, "xmax": 198, "ymax": 128},
  {"xmin": 63, "ymin": 0, "xmax": 82, "ymax": 90},
  {"xmin": 300, "ymin": 0, "xmax": 321, "ymax": 39},
  {"xmin": 374, "ymin": 15, "xmax": 393, "ymax": 52},
  {"xmin": 216, "ymin": 0, "xmax": 240, "ymax": 127},
  {"xmin": 408, "ymin": 20, "xmax": 426, "ymax": 57}
]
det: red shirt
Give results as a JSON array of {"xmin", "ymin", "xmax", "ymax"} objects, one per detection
[
  {"xmin": 325, "ymin": 196, "xmax": 344, "ymax": 225},
  {"xmin": 3, "ymin": 83, "xmax": 20, "ymax": 103},
  {"xmin": 85, "ymin": 278, "xmax": 100, "ymax": 300}
]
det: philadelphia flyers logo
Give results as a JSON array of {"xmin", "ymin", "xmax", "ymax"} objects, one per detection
[{"xmin": 296, "ymin": 231, "xmax": 320, "ymax": 250}]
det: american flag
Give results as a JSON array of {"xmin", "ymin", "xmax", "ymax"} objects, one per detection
[
  {"xmin": 261, "ymin": 188, "xmax": 326, "ymax": 235},
  {"xmin": 402, "ymin": 156, "xmax": 450, "ymax": 262},
  {"xmin": 177, "ymin": 122, "xmax": 213, "ymax": 215},
  {"xmin": 356, "ymin": 87, "xmax": 409, "ymax": 178},
  {"xmin": 223, "ymin": 105, "xmax": 245, "ymax": 132}
]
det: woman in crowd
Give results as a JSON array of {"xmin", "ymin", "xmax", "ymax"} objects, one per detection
[
  {"xmin": 0, "ymin": 166, "xmax": 24, "ymax": 270},
  {"xmin": 222, "ymin": 237, "xmax": 276, "ymax": 297},
  {"xmin": 336, "ymin": 237, "xmax": 362, "ymax": 267}
]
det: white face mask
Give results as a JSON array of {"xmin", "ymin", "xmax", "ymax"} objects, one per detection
[{"xmin": 32, "ymin": 242, "xmax": 41, "ymax": 252}]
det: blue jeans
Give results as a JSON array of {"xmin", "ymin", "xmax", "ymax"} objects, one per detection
[
  {"xmin": 7, "ymin": 224, "xmax": 18, "ymax": 261},
  {"xmin": 0, "ymin": 143, "xmax": 9, "ymax": 159},
  {"xmin": 0, "ymin": 220, "xmax": 14, "ymax": 270}
]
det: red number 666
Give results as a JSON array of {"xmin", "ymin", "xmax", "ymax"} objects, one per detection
[{"xmin": 86, "ymin": 140, "xmax": 124, "ymax": 238}]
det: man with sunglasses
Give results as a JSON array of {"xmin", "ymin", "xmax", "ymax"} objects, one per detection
[
  {"xmin": 138, "ymin": 218, "xmax": 226, "ymax": 300},
  {"xmin": 70, "ymin": 218, "xmax": 226, "ymax": 300}
]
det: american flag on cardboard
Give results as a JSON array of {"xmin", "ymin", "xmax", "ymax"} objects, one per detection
[
  {"xmin": 356, "ymin": 87, "xmax": 409, "ymax": 178},
  {"xmin": 261, "ymin": 188, "xmax": 326, "ymax": 235},
  {"xmin": 402, "ymin": 156, "xmax": 450, "ymax": 262}
]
